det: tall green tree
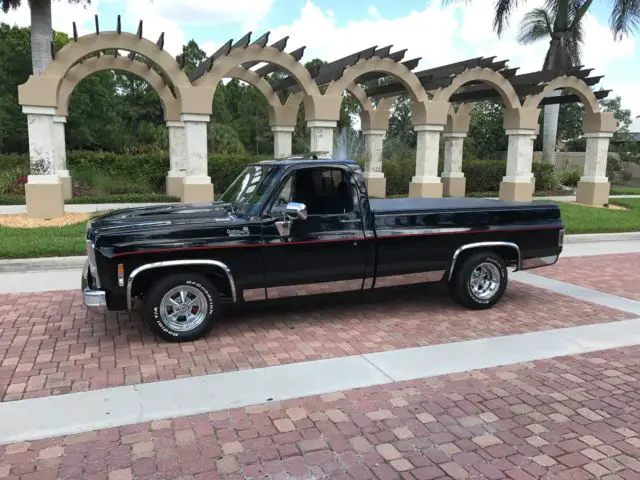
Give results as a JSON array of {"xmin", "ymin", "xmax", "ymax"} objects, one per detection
[
  {"xmin": 443, "ymin": 0, "xmax": 640, "ymax": 165},
  {"xmin": 517, "ymin": 1, "xmax": 586, "ymax": 166},
  {"xmin": 2, "ymin": 0, "xmax": 91, "ymax": 75}
]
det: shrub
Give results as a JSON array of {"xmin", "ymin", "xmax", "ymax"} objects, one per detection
[
  {"xmin": 532, "ymin": 163, "xmax": 560, "ymax": 192},
  {"xmin": 559, "ymin": 167, "xmax": 581, "ymax": 188},
  {"xmin": 463, "ymin": 160, "xmax": 506, "ymax": 193}
]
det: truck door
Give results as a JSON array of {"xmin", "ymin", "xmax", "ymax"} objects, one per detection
[{"xmin": 261, "ymin": 165, "xmax": 368, "ymax": 299}]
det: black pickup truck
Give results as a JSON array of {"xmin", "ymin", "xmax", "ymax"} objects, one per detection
[{"xmin": 83, "ymin": 158, "xmax": 564, "ymax": 341}]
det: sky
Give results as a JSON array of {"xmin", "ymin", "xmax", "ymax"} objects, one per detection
[{"xmin": 3, "ymin": 0, "xmax": 640, "ymax": 131}]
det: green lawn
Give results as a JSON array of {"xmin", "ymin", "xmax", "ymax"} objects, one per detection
[
  {"xmin": 1, "ymin": 198, "xmax": 640, "ymax": 259},
  {"xmin": 0, "ymin": 221, "xmax": 86, "ymax": 259},
  {"xmin": 0, "ymin": 193, "xmax": 180, "ymax": 205},
  {"xmin": 611, "ymin": 185, "xmax": 640, "ymax": 195},
  {"xmin": 550, "ymin": 198, "xmax": 640, "ymax": 234}
]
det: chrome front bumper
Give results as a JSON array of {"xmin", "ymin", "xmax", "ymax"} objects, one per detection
[{"xmin": 82, "ymin": 260, "xmax": 106, "ymax": 308}]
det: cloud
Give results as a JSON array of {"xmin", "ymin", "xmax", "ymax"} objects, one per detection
[
  {"xmin": 267, "ymin": 0, "xmax": 463, "ymax": 70},
  {"xmin": 126, "ymin": 0, "xmax": 274, "ymax": 33}
]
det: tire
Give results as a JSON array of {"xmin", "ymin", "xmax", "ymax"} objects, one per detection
[
  {"xmin": 142, "ymin": 273, "xmax": 220, "ymax": 342},
  {"xmin": 448, "ymin": 251, "xmax": 508, "ymax": 309}
]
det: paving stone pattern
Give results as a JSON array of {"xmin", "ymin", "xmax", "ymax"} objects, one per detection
[
  {"xmin": 2, "ymin": 346, "xmax": 640, "ymax": 479},
  {"xmin": 0, "ymin": 281, "xmax": 632, "ymax": 402},
  {"xmin": 537, "ymin": 253, "xmax": 640, "ymax": 301}
]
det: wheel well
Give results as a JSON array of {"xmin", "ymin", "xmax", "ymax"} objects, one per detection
[
  {"xmin": 131, "ymin": 265, "xmax": 233, "ymax": 300},
  {"xmin": 449, "ymin": 245, "xmax": 520, "ymax": 277}
]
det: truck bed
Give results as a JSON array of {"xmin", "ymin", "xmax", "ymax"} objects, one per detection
[{"xmin": 369, "ymin": 197, "xmax": 551, "ymax": 214}]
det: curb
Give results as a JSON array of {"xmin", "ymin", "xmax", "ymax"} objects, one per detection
[
  {"xmin": 0, "ymin": 256, "xmax": 87, "ymax": 273},
  {"xmin": 565, "ymin": 232, "xmax": 640, "ymax": 244}
]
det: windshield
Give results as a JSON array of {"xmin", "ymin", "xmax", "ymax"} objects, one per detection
[{"xmin": 219, "ymin": 164, "xmax": 279, "ymax": 214}]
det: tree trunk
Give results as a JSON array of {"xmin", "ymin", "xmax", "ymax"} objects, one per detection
[
  {"xmin": 542, "ymin": 101, "xmax": 560, "ymax": 166},
  {"xmin": 541, "ymin": 33, "xmax": 570, "ymax": 166},
  {"xmin": 29, "ymin": 0, "xmax": 53, "ymax": 75}
]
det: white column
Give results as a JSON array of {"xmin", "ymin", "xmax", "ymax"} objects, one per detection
[
  {"xmin": 181, "ymin": 114, "xmax": 210, "ymax": 183},
  {"xmin": 362, "ymin": 129, "xmax": 386, "ymax": 198},
  {"xmin": 52, "ymin": 115, "xmax": 72, "ymax": 199},
  {"xmin": 24, "ymin": 106, "xmax": 58, "ymax": 180},
  {"xmin": 363, "ymin": 129, "xmax": 385, "ymax": 176},
  {"xmin": 414, "ymin": 125, "xmax": 442, "ymax": 181},
  {"xmin": 442, "ymin": 133, "xmax": 465, "ymax": 179},
  {"xmin": 582, "ymin": 133, "xmax": 612, "ymax": 181},
  {"xmin": 503, "ymin": 129, "xmax": 536, "ymax": 183},
  {"xmin": 576, "ymin": 132, "xmax": 613, "ymax": 206},
  {"xmin": 168, "ymin": 121, "xmax": 186, "ymax": 175},
  {"xmin": 52, "ymin": 116, "xmax": 67, "ymax": 174},
  {"xmin": 499, "ymin": 129, "xmax": 536, "ymax": 202},
  {"xmin": 308, "ymin": 120, "xmax": 336, "ymax": 158},
  {"xmin": 272, "ymin": 126, "xmax": 294, "ymax": 159},
  {"xmin": 23, "ymin": 106, "xmax": 64, "ymax": 218},
  {"xmin": 441, "ymin": 132, "xmax": 466, "ymax": 197},
  {"xmin": 166, "ymin": 121, "xmax": 186, "ymax": 198},
  {"xmin": 180, "ymin": 114, "xmax": 213, "ymax": 203},
  {"xmin": 409, "ymin": 125, "xmax": 444, "ymax": 198}
]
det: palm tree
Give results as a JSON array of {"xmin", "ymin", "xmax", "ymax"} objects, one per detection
[
  {"xmin": 518, "ymin": 1, "xmax": 586, "ymax": 165},
  {"xmin": 442, "ymin": 0, "xmax": 640, "ymax": 165},
  {"xmin": 1, "ymin": 0, "xmax": 89, "ymax": 75}
]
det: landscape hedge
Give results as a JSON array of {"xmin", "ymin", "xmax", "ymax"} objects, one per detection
[{"xmin": 0, "ymin": 151, "xmax": 559, "ymax": 197}]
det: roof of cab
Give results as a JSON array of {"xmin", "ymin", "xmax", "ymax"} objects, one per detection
[{"xmin": 255, "ymin": 158, "xmax": 358, "ymax": 167}]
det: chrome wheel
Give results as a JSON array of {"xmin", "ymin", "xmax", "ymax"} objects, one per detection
[
  {"xmin": 159, "ymin": 285, "xmax": 208, "ymax": 332},
  {"xmin": 469, "ymin": 262, "xmax": 501, "ymax": 300}
]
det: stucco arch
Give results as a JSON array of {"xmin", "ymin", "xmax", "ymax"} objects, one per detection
[
  {"xmin": 198, "ymin": 45, "xmax": 321, "ymax": 104},
  {"xmin": 344, "ymin": 83, "xmax": 375, "ymax": 111},
  {"xmin": 44, "ymin": 32, "xmax": 190, "ymax": 88},
  {"xmin": 224, "ymin": 66, "xmax": 282, "ymax": 108},
  {"xmin": 56, "ymin": 55, "xmax": 180, "ymax": 121},
  {"xmin": 431, "ymin": 67, "xmax": 521, "ymax": 111},
  {"xmin": 18, "ymin": 32, "xmax": 212, "ymax": 115},
  {"xmin": 326, "ymin": 57, "xmax": 429, "ymax": 103},
  {"xmin": 444, "ymin": 102, "xmax": 474, "ymax": 134},
  {"xmin": 523, "ymin": 75, "xmax": 601, "ymax": 114}
]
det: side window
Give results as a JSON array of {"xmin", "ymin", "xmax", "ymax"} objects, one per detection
[{"xmin": 290, "ymin": 167, "xmax": 354, "ymax": 216}]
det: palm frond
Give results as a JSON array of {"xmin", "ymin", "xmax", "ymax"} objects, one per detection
[
  {"xmin": 493, "ymin": 0, "xmax": 522, "ymax": 36},
  {"xmin": 1, "ymin": 0, "xmax": 21, "ymax": 13},
  {"xmin": 610, "ymin": 0, "xmax": 640, "ymax": 40},
  {"xmin": 517, "ymin": 7, "xmax": 554, "ymax": 43}
]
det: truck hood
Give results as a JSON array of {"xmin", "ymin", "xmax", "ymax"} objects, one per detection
[{"xmin": 88, "ymin": 201, "xmax": 243, "ymax": 235}]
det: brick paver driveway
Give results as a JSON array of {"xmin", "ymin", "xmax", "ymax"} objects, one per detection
[
  {"xmin": 0, "ymin": 280, "xmax": 631, "ymax": 402},
  {"xmin": 536, "ymin": 253, "xmax": 640, "ymax": 301},
  {"xmin": 2, "ymin": 345, "xmax": 640, "ymax": 479}
]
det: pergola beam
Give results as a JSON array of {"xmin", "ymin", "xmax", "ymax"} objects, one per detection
[
  {"xmin": 254, "ymin": 46, "xmax": 306, "ymax": 77},
  {"xmin": 232, "ymin": 32, "xmax": 252, "ymax": 49},
  {"xmin": 251, "ymin": 31, "xmax": 270, "ymax": 48},
  {"xmin": 188, "ymin": 39, "xmax": 234, "ymax": 82},
  {"xmin": 274, "ymin": 45, "xmax": 383, "ymax": 93}
]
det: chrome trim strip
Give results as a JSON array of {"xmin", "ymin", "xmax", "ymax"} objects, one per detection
[
  {"xmin": 266, "ymin": 278, "xmax": 363, "ymax": 300},
  {"xmin": 374, "ymin": 270, "xmax": 446, "ymax": 288},
  {"xmin": 126, "ymin": 260, "xmax": 237, "ymax": 311},
  {"xmin": 376, "ymin": 227, "xmax": 471, "ymax": 235},
  {"xmin": 521, "ymin": 255, "xmax": 560, "ymax": 270},
  {"xmin": 362, "ymin": 276, "xmax": 374, "ymax": 290},
  {"xmin": 242, "ymin": 288, "xmax": 268, "ymax": 302},
  {"xmin": 448, "ymin": 241, "xmax": 521, "ymax": 282}
]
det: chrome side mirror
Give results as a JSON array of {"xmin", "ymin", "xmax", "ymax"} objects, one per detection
[
  {"xmin": 285, "ymin": 202, "xmax": 308, "ymax": 221},
  {"xmin": 276, "ymin": 202, "xmax": 307, "ymax": 237}
]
